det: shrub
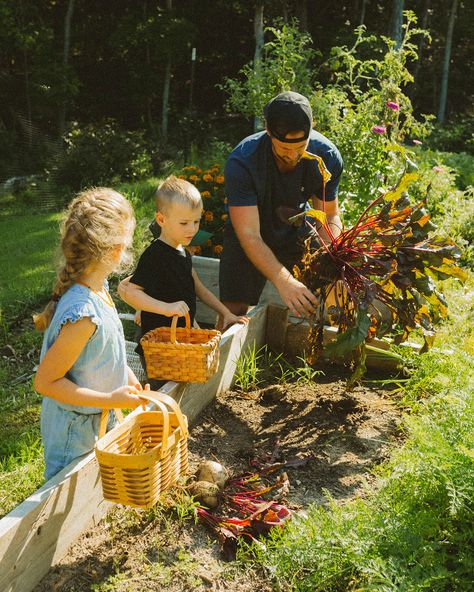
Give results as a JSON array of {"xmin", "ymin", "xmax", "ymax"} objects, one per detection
[
  {"xmin": 427, "ymin": 116, "xmax": 474, "ymax": 155},
  {"xmin": 50, "ymin": 120, "xmax": 153, "ymax": 190},
  {"xmin": 178, "ymin": 164, "xmax": 227, "ymax": 258}
]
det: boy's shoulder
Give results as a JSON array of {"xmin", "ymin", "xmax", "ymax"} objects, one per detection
[{"xmin": 137, "ymin": 239, "xmax": 190, "ymax": 261}]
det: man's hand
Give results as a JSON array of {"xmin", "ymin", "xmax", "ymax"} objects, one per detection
[{"xmin": 274, "ymin": 273, "xmax": 318, "ymax": 318}]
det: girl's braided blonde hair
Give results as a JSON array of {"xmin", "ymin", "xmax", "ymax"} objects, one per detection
[{"xmin": 34, "ymin": 187, "xmax": 135, "ymax": 331}]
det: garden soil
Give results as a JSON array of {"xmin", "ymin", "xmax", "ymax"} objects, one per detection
[{"xmin": 34, "ymin": 368, "xmax": 402, "ymax": 592}]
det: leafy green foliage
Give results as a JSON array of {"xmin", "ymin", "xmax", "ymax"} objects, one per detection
[
  {"xmin": 251, "ymin": 303, "xmax": 474, "ymax": 590},
  {"xmin": 427, "ymin": 116, "xmax": 474, "ymax": 155},
  {"xmin": 221, "ymin": 19, "xmax": 319, "ymax": 122},
  {"xmin": 51, "ymin": 121, "xmax": 153, "ymax": 190},
  {"xmin": 312, "ymin": 14, "xmax": 433, "ymax": 221},
  {"xmin": 296, "ymin": 166, "xmax": 466, "ymax": 381}
]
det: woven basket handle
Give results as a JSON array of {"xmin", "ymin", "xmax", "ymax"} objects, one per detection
[
  {"xmin": 140, "ymin": 391, "xmax": 188, "ymax": 439},
  {"xmin": 98, "ymin": 408, "xmax": 125, "ymax": 439},
  {"xmin": 169, "ymin": 313, "xmax": 191, "ymax": 344}
]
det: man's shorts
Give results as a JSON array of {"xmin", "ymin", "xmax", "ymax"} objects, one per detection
[{"xmin": 219, "ymin": 225, "xmax": 303, "ymax": 305}]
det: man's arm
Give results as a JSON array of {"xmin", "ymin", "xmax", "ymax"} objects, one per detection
[
  {"xmin": 229, "ymin": 205, "xmax": 317, "ymax": 317},
  {"xmin": 311, "ymin": 196, "xmax": 343, "ymax": 244}
]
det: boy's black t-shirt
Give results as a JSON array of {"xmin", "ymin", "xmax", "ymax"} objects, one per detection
[{"xmin": 130, "ymin": 239, "xmax": 196, "ymax": 354}]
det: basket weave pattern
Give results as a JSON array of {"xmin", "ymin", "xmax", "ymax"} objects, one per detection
[
  {"xmin": 141, "ymin": 313, "xmax": 221, "ymax": 383},
  {"xmin": 95, "ymin": 392, "xmax": 188, "ymax": 509}
]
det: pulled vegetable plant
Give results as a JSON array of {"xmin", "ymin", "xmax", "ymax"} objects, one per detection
[
  {"xmin": 196, "ymin": 471, "xmax": 291, "ymax": 561},
  {"xmin": 294, "ymin": 160, "xmax": 467, "ymax": 384}
]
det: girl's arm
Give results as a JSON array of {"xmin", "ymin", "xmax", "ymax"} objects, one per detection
[
  {"xmin": 127, "ymin": 365, "xmax": 142, "ymax": 387},
  {"xmin": 118, "ymin": 276, "xmax": 189, "ymax": 317},
  {"xmin": 192, "ymin": 269, "xmax": 249, "ymax": 331},
  {"xmin": 34, "ymin": 318, "xmax": 141, "ymax": 409}
]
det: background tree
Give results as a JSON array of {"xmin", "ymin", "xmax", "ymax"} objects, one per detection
[{"xmin": 437, "ymin": 0, "xmax": 459, "ymax": 124}]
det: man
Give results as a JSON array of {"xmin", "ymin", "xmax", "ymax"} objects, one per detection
[{"xmin": 217, "ymin": 91, "xmax": 343, "ymax": 328}]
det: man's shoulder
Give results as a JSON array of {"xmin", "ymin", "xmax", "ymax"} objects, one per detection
[
  {"xmin": 307, "ymin": 130, "xmax": 343, "ymax": 170},
  {"xmin": 308, "ymin": 130, "xmax": 339, "ymax": 154},
  {"xmin": 228, "ymin": 131, "xmax": 268, "ymax": 162}
]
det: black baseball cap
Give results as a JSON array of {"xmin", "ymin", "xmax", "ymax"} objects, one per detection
[{"xmin": 263, "ymin": 91, "xmax": 313, "ymax": 143}]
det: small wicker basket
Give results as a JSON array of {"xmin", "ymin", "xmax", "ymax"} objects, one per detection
[
  {"xmin": 140, "ymin": 313, "xmax": 221, "ymax": 383},
  {"xmin": 95, "ymin": 391, "xmax": 188, "ymax": 509}
]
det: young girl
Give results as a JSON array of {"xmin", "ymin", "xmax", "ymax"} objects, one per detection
[{"xmin": 34, "ymin": 187, "xmax": 143, "ymax": 480}]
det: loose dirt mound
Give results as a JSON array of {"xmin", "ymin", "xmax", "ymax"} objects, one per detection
[{"xmin": 34, "ymin": 373, "xmax": 401, "ymax": 592}]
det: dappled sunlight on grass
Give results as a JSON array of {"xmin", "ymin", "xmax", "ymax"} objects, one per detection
[{"xmin": 0, "ymin": 211, "xmax": 60, "ymax": 310}]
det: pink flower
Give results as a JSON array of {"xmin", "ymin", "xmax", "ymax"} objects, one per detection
[
  {"xmin": 386, "ymin": 101, "xmax": 400, "ymax": 111},
  {"xmin": 432, "ymin": 165, "xmax": 445, "ymax": 173},
  {"xmin": 372, "ymin": 125, "xmax": 386, "ymax": 134},
  {"xmin": 412, "ymin": 139, "xmax": 422, "ymax": 145}
]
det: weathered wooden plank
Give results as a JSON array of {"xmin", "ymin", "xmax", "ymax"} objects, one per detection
[
  {"xmin": 0, "ymin": 303, "xmax": 268, "ymax": 592},
  {"xmin": 173, "ymin": 304, "xmax": 267, "ymax": 422},
  {"xmin": 265, "ymin": 304, "xmax": 290, "ymax": 353},
  {"xmin": 284, "ymin": 320, "xmax": 403, "ymax": 370},
  {"xmin": 0, "ymin": 454, "xmax": 111, "ymax": 592}
]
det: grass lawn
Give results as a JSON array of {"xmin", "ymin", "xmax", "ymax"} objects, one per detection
[{"xmin": 0, "ymin": 181, "xmax": 159, "ymax": 515}]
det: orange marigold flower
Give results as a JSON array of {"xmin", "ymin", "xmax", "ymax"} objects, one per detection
[
  {"xmin": 215, "ymin": 175, "xmax": 224, "ymax": 184},
  {"xmin": 213, "ymin": 244, "xmax": 223, "ymax": 255},
  {"xmin": 224, "ymin": 198, "xmax": 228, "ymax": 204},
  {"xmin": 205, "ymin": 239, "xmax": 212, "ymax": 247},
  {"xmin": 189, "ymin": 175, "xmax": 199, "ymax": 182},
  {"xmin": 221, "ymin": 214, "xmax": 228, "ymax": 221},
  {"xmin": 179, "ymin": 175, "xmax": 186, "ymax": 179},
  {"xmin": 204, "ymin": 211, "xmax": 214, "ymax": 222},
  {"xmin": 201, "ymin": 191, "xmax": 211, "ymax": 198},
  {"xmin": 203, "ymin": 173, "xmax": 213, "ymax": 182},
  {"xmin": 196, "ymin": 168, "xmax": 202, "ymax": 174},
  {"xmin": 193, "ymin": 246, "xmax": 202, "ymax": 254},
  {"xmin": 183, "ymin": 165, "xmax": 197, "ymax": 171}
]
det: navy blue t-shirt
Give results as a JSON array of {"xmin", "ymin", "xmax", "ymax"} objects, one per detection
[{"xmin": 224, "ymin": 130, "xmax": 343, "ymax": 255}]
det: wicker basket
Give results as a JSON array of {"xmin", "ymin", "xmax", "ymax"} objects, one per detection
[
  {"xmin": 95, "ymin": 391, "xmax": 188, "ymax": 509},
  {"xmin": 140, "ymin": 313, "xmax": 221, "ymax": 383}
]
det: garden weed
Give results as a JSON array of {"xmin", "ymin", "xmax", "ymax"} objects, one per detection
[{"xmin": 233, "ymin": 342, "xmax": 266, "ymax": 391}]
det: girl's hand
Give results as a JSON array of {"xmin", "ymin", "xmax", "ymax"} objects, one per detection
[
  {"xmin": 220, "ymin": 312, "xmax": 250, "ymax": 332},
  {"xmin": 162, "ymin": 301, "xmax": 189, "ymax": 317},
  {"xmin": 109, "ymin": 385, "xmax": 142, "ymax": 408}
]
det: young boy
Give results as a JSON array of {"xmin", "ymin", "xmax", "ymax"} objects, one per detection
[{"xmin": 118, "ymin": 176, "xmax": 248, "ymax": 382}]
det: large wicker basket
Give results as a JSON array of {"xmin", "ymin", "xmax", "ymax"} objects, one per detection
[
  {"xmin": 95, "ymin": 391, "xmax": 188, "ymax": 509},
  {"xmin": 141, "ymin": 313, "xmax": 221, "ymax": 383}
]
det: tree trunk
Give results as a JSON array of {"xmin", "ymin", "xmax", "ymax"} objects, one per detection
[
  {"xmin": 390, "ymin": 0, "xmax": 404, "ymax": 49},
  {"xmin": 411, "ymin": 0, "xmax": 430, "ymax": 86},
  {"xmin": 19, "ymin": 0, "xmax": 33, "ymax": 148},
  {"xmin": 253, "ymin": 1, "xmax": 264, "ymax": 132},
  {"xmin": 58, "ymin": 0, "xmax": 75, "ymax": 137},
  {"xmin": 359, "ymin": 0, "xmax": 369, "ymax": 26},
  {"xmin": 162, "ymin": 60, "xmax": 171, "ymax": 140},
  {"xmin": 143, "ymin": 0, "xmax": 156, "ymax": 138},
  {"xmin": 296, "ymin": 0, "xmax": 308, "ymax": 32},
  {"xmin": 161, "ymin": 0, "xmax": 173, "ymax": 140},
  {"xmin": 437, "ymin": 0, "xmax": 458, "ymax": 124}
]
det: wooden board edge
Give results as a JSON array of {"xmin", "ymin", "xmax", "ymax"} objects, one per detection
[{"xmin": 0, "ymin": 302, "xmax": 268, "ymax": 592}]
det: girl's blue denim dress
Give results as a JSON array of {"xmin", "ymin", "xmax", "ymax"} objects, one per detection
[{"xmin": 39, "ymin": 283, "xmax": 128, "ymax": 480}]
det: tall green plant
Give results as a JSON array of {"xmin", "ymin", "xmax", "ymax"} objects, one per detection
[
  {"xmin": 312, "ymin": 12, "xmax": 433, "ymax": 221},
  {"xmin": 221, "ymin": 19, "xmax": 319, "ymax": 123}
]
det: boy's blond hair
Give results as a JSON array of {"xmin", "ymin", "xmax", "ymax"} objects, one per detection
[{"xmin": 155, "ymin": 175, "xmax": 202, "ymax": 213}]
